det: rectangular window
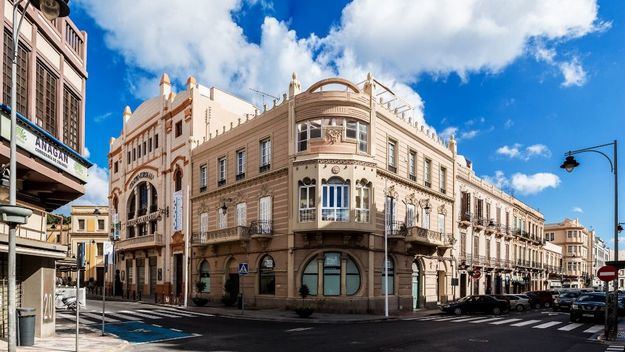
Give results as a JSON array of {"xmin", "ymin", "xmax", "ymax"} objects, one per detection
[
  {"xmin": 422, "ymin": 207, "xmax": 430, "ymax": 229},
  {"xmin": 3, "ymin": 30, "xmax": 29, "ymax": 116},
  {"xmin": 155, "ymin": 134, "xmax": 159, "ymax": 148},
  {"xmin": 98, "ymin": 219, "xmax": 105, "ymax": 230},
  {"xmin": 78, "ymin": 219, "xmax": 85, "ymax": 230},
  {"xmin": 36, "ymin": 61, "xmax": 58, "ymax": 136},
  {"xmin": 96, "ymin": 242, "xmax": 103, "ymax": 256},
  {"xmin": 200, "ymin": 212, "xmax": 208, "ymax": 236},
  {"xmin": 408, "ymin": 151, "xmax": 417, "ymax": 181},
  {"xmin": 260, "ymin": 138, "xmax": 271, "ymax": 171},
  {"xmin": 114, "ymin": 161, "xmax": 119, "ymax": 173},
  {"xmin": 218, "ymin": 157, "xmax": 226, "ymax": 186},
  {"xmin": 218, "ymin": 208, "xmax": 227, "ymax": 229},
  {"xmin": 297, "ymin": 122, "xmax": 308, "ymax": 151},
  {"xmin": 148, "ymin": 138, "xmax": 152, "ymax": 152},
  {"xmin": 236, "ymin": 203, "xmax": 247, "ymax": 226},
  {"xmin": 438, "ymin": 213, "xmax": 445, "ymax": 233},
  {"xmin": 323, "ymin": 252, "xmax": 341, "ymax": 296},
  {"xmin": 355, "ymin": 183, "xmax": 370, "ymax": 223},
  {"xmin": 424, "ymin": 158, "xmax": 432, "ymax": 187},
  {"xmin": 322, "ymin": 181, "xmax": 349, "ymax": 222},
  {"xmin": 439, "ymin": 166, "xmax": 447, "ymax": 193},
  {"xmin": 387, "ymin": 140, "xmax": 396, "ymax": 172},
  {"xmin": 199, "ymin": 164, "xmax": 207, "ymax": 191},
  {"xmin": 299, "ymin": 181, "xmax": 316, "ymax": 222},
  {"xmin": 137, "ymin": 144, "xmax": 141, "ymax": 158},
  {"xmin": 132, "ymin": 148, "xmax": 136, "ymax": 161},
  {"xmin": 385, "ymin": 196, "xmax": 396, "ymax": 235},
  {"xmin": 63, "ymin": 86, "xmax": 81, "ymax": 151},
  {"xmin": 236, "ymin": 149, "xmax": 246, "ymax": 180},
  {"xmin": 346, "ymin": 120, "xmax": 368, "ymax": 152},
  {"xmin": 175, "ymin": 121, "xmax": 183, "ymax": 137},
  {"xmin": 127, "ymin": 151, "xmax": 131, "ymax": 164},
  {"xmin": 142, "ymin": 141, "xmax": 146, "ymax": 156},
  {"xmin": 258, "ymin": 196, "xmax": 272, "ymax": 234},
  {"xmin": 406, "ymin": 203, "xmax": 415, "ymax": 227}
]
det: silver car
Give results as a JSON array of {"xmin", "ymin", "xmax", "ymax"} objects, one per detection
[{"xmin": 504, "ymin": 294, "xmax": 531, "ymax": 312}]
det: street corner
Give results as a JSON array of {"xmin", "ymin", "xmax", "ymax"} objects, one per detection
[{"xmin": 103, "ymin": 321, "xmax": 200, "ymax": 345}]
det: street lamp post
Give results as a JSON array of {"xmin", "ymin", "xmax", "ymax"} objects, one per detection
[
  {"xmin": 560, "ymin": 140, "xmax": 619, "ymax": 340},
  {"xmin": 0, "ymin": 1, "xmax": 69, "ymax": 351}
]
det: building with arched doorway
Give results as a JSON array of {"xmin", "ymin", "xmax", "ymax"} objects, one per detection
[
  {"xmin": 107, "ymin": 74, "xmax": 256, "ymax": 302},
  {"xmin": 189, "ymin": 74, "xmax": 455, "ymax": 313}
]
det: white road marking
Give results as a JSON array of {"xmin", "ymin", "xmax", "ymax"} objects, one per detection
[
  {"xmin": 154, "ymin": 309, "xmax": 195, "ymax": 317},
  {"xmin": 470, "ymin": 318, "xmax": 503, "ymax": 324},
  {"xmin": 510, "ymin": 320, "xmax": 541, "ymax": 327},
  {"xmin": 57, "ymin": 313, "xmax": 98, "ymax": 325},
  {"xmin": 136, "ymin": 309, "xmax": 185, "ymax": 318},
  {"xmin": 171, "ymin": 328, "xmax": 183, "ymax": 332},
  {"xmin": 417, "ymin": 316, "xmax": 443, "ymax": 321},
  {"xmin": 104, "ymin": 312, "xmax": 142, "ymax": 321},
  {"xmin": 433, "ymin": 316, "xmax": 466, "ymax": 321},
  {"xmin": 583, "ymin": 325, "xmax": 604, "ymax": 333},
  {"xmin": 451, "ymin": 317, "xmax": 485, "ymax": 323},
  {"xmin": 158, "ymin": 308, "xmax": 215, "ymax": 317},
  {"xmin": 81, "ymin": 312, "xmax": 119, "ymax": 323},
  {"xmin": 532, "ymin": 321, "xmax": 562, "ymax": 329},
  {"xmin": 557, "ymin": 323, "xmax": 584, "ymax": 331},
  {"xmin": 286, "ymin": 327, "xmax": 314, "ymax": 332},
  {"xmin": 118, "ymin": 310, "xmax": 162, "ymax": 320},
  {"xmin": 490, "ymin": 318, "xmax": 522, "ymax": 325}
]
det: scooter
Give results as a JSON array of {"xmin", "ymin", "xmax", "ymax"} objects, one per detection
[{"xmin": 61, "ymin": 296, "xmax": 77, "ymax": 311}]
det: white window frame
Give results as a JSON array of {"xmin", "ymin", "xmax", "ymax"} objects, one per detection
[
  {"xmin": 218, "ymin": 208, "xmax": 227, "ymax": 229},
  {"xmin": 438, "ymin": 213, "xmax": 445, "ymax": 233},
  {"xmin": 439, "ymin": 166, "xmax": 447, "ymax": 192},
  {"xmin": 199, "ymin": 164, "xmax": 207, "ymax": 189},
  {"xmin": 424, "ymin": 158, "xmax": 432, "ymax": 186},
  {"xmin": 236, "ymin": 149, "xmax": 246, "ymax": 176},
  {"xmin": 385, "ymin": 196, "xmax": 396, "ymax": 235},
  {"xmin": 236, "ymin": 203, "xmax": 246, "ymax": 226},
  {"xmin": 321, "ymin": 180, "xmax": 349, "ymax": 222},
  {"xmin": 355, "ymin": 182, "xmax": 370, "ymax": 223},
  {"xmin": 387, "ymin": 140, "xmax": 396, "ymax": 168},
  {"xmin": 297, "ymin": 120, "xmax": 321, "ymax": 152},
  {"xmin": 218, "ymin": 157, "xmax": 226, "ymax": 182},
  {"xmin": 408, "ymin": 151, "xmax": 416, "ymax": 177},
  {"xmin": 299, "ymin": 181, "xmax": 316, "ymax": 222},
  {"xmin": 406, "ymin": 203, "xmax": 415, "ymax": 227},
  {"xmin": 346, "ymin": 120, "xmax": 368, "ymax": 152},
  {"xmin": 260, "ymin": 138, "xmax": 272, "ymax": 167},
  {"xmin": 422, "ymin": 208, "xmax": 430, "ymax": 229},
  {"xmin": 200, "ymin": 212, "xmax": 208, "ymax": 242}
]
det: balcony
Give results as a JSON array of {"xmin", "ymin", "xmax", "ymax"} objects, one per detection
[
  {"xmin": 299, "ymin": 209, "xmax": 316, "ymax": 223},
  {"xmin": 473, "ymin": 217, "xmax": 487, "ymax": 230},
  {"xmin": 249, "ymin": 220, "xmax": 273, "ymax": 237},
  {"xmin": 406, "ymin": 226, "xmax": 453, "ymax": 248},
  {"xmin": 409, "ymin": 174, "xmax": 416, "ymax": 181},
  {"xmin": 117, "ymin": 234, "xmax": 163, "ymax": 250},
  {"xmin": 321, "ymin": 209, "xmax": 349, "ymax": 222},
  {"xmin": 138, "ymin": 208, "xmax": 147, "ymax": 216},
  {"xmin": 149, "ymin": 205, "xmax": 158, "ymax": 213},
  {"xmin": 385, "ymin": 221, "xmax": 407, "ymax": 238},
  {"xmin": 192, "ymin": 226, "xmax": 250, "ymax": 246},
  {"xmin": 355, "ymin": 209, "xmax": 370, "ymax": 223},
  {"xmin": 388, "ymin": 165, "xmax": 397, "ymax": 173},
  {"xmin": 458, "ymin": 212, "xmax": 472, "ymax": 227}
]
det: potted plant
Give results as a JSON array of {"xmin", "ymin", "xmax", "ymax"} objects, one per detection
[
  {"xmin": 294, "ymin": 284, "xmax": 315, "ymax": 318},
  {"xmin": 192, "ymin": 281, "xmax": 209, "ymax": 306},
  {"xmin": 222, "ymin": 278, "xmax": 237, "ymax": 307}
]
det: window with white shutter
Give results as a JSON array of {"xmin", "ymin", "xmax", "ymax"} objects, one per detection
[{"xmin": 236, "ymin": 203, "xmax": 246, "ymax": 226}]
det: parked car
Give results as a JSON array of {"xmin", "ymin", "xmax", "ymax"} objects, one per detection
[
  {"xmin": 490, "ymin": 294, "xmax": 530, "ymax": 312},
  {"xmin": 525, "ymin": 291, "xmax": 555, "ymax": 308},
  {"xmin": 570, "ymin": 292, "xmax": 606, "ymax": 322},
  {"xmin": 441, "ymin": 295, "xmax": 509, "ymax": 315},
  {"xmin": 553, "ymin": 291, "xmax": 582, "ymax": 311}
]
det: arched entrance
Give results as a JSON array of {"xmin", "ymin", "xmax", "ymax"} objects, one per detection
[{"xmin": 411, "ymin": 262, "xmax": 420, "ymax": 310}]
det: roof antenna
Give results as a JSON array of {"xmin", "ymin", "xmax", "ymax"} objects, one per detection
[{"xmin": 249, "ymin": 88, "xmax": 278, "ymax": 107}]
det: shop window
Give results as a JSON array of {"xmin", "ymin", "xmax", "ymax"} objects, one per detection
[
  {"xmin": 259, "ymin": 255, "xmax": 275, "ymax": 295},
  {"xmin": 381, "ymin": 258, "xmax": 394, "ymax": 295},
  {"xmin": 199, "ymin": 260, "xmax": 210, "ymax": 293},
  {"xmin": 302, "ymin": 259, "xmax": 318, "ymax": 296},
  {"xmin": 301, "ymin": 252, "xmax": 361, "ymax": 297},
  {"xmin": 321, "ymin": 178, "xmax": 349, "ymax": 222}
]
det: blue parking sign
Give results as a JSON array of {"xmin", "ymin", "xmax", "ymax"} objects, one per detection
[{"xmin": 238, "ymin": 263, "xmax": 248, "ymax": 276}]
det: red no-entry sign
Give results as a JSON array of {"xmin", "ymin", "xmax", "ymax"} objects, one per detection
[{"xmin": 597, "ymin": 265, "xmax": 619, "ymax": 282}]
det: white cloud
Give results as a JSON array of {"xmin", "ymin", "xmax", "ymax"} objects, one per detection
[
  {"xmin": 83, "ymin": 147, "xmax": 91, "ymax": 159},
  {"xmin": 483, "ymin": 170, "xmax": 560, "ymax": 195},
  {"xmin": 572, "ymin": 206, "xmax": 584, "ymax": 213},
  {"xmin": 496, "ymin": 143, "xmax": 551, "ymax": 160},
  {"xmin": 54, "ymin": 165, "xmax": 109, "ymax": 215},
  {"xmin": 504, "ymin": 119, "xmax": 514, "ymax": 129},
  {"xmin": 439, "ymin": 126, "xmax": 458, "ymax": 141},
  {"xmin": 93, "ymin": 112, "xmax": 113, "ymax": 123},
  {"xmin": 560, "ymin": 58, "xmax": 587, "ymax": 87},
  {"xmin": 74, "ymin": 0, "xmax": 605, "ymax": 125},
  {"xmin": 510, "ymin": 172, "xmax": 561, "ymax": 195},
  {"xmin": 460, "ymin": 130, "xmax": 479, "ymax": 140}
]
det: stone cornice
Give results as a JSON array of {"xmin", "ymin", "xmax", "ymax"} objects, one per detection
[{"xmin": 377, "ymin": 168, "xmax": 455, "ymax": 203}]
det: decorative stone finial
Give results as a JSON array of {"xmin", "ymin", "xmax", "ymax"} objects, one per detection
[
  {"xmin": 288, "ymin": 72, "xmax": 301, "ymax": 98},
  {"xmin": 363, "ymin": 72, "xmax": 376, "ymax": 96},
  {"xmin": 160, "ymin": 73, "xmax": 171, "ymax": 96},
  {"xmin": 186, "ymin": 76, "xmax": 197, "ymax": 90},
  {"xmin": 123, "ymin": 106, "xmax": 132, "ymax": 123}
]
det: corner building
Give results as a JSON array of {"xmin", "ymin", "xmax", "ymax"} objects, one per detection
[
  {"xmin": 190, "ymin": 74, "xmax": 455, "ymax": 313},
  {"xmin": 108, "ymin": 75, "xmax": 256, "ymax": 302}
]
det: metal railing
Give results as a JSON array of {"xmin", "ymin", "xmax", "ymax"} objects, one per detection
[
  {"xmin": 192, "ymin": 226, "xmax": 250, "ymax": 245},
  {"xmin": 299, "ymin": 209, "xmax": 316, "ymax": 223},
  {"xmin": 321, "ymin": 209, "xmax": 349, "ymax": 222},
  {"xmin": 355, "ymin": 209, "xmax": 370, "ymax": 223},
  {"xmin": 459, "ymin": 212, "xmax": 472, "ymax": 223},
  {"xmin": 385, "ymin": 221, "xmax": 407, "ymax": 237},
  {"xmin": 407, "ymin": 226, "xmax": 453, "ymax": 246},
  {"xmin": 117, "ymin": 234, "xmax": 163, "ymax": 247},
  {"xmin": 249, "ymin": 220, "xmax": 273, "ymax": 236}
]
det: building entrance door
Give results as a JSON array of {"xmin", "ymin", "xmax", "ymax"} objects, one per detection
[
  {"xmin": 460, "ymin": 273, "xmax": 467, "ymax": 297},
  {"xmin": 149, "ymin": 257, "xmax": 157, "ymax": 300},
  {"xmin": 175, "ymin": 254, "xmax": 183, "ymax": 297},
  {"xmin": 136, "ymin": 258, "xmax": 145, "ymax": 300},
  {"xmin": 96, "ymin": 267, "xmax": 104, "ymax": 286},
  {"xmin": 437, "ymin": 270, "xmax": 446, "ymax": 303},
  {"xmin": 411, "ymin": 263, "xmax": 419, "ymax": 310}
]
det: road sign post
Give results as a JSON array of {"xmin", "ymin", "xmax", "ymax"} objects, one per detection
[
  {"xmin": 598, "ymin": 265, "xmax": 619, "ymax": 339},
  {"xmin": 238, "ymin": 263, "xmax": 248, "ymax": 315}
]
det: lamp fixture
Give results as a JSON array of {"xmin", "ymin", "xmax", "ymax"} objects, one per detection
[
  {"xmin": 560, "ymin": 155, "xmax": 580, "ymax": 173},
  {"xmin": 31, "ymin": 0, "xmax": 70, "ymax": 21}
]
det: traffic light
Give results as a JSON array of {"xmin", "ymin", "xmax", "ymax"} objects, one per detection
[{"xmin": 76, "ymin": 242, "xmax": 86, "ymax": 269}]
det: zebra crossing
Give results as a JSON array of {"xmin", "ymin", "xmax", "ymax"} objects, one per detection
[
  {"xmin": 57, "ymin": 306, "xmax": 214, "ymax": 326},
  {"xmin": 407, "ymin": 314, "xmax": 604, "ymax": 334}
]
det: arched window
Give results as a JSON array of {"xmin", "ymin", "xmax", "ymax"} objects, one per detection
[
  {"xmin": 150, "ymin": 184, "xmax": 158, "ymax": 213},
  {"xmin": 127, "ymin": 191, "xmax": 136, "ymax": 219},
  {"xmin": 138, "ymin": 182, "xmax": 148, "ymax": 215},
  {"xmin": 174, "ymin": 168, "xmax": 182, "ymax": 192},
  {"xmin": 301, "ymin": 252, "xmax": 361, "ymax": 297},
  {"xmin": 298, "ymin": 178, "xmax": 316, "ymax": 222},
  {"xmin": 199, "ymin": 260, "xmax": 210, "ymax": 293},
  {"xmin": 259, "ymin": 255, "xmax": 275, "ymax": 295},
  {"xmin": 113, "ymin": 195, "xmax": 119, "ymax": 213},
  {"xmin": 302, "ymin": 259, "xmax": 318, "ymax": 296},
  {"xmin": 382, "ymin": 258, "xmax": 394, "ymax": 295},
  {"xmin": 322, "ymin": 178, "xmax": 349, "ymax": 222}
]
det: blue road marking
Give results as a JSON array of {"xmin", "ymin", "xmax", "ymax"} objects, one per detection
[{"xmin": 103, "ymin": 321, "xmax": 197, "ymax": 344}]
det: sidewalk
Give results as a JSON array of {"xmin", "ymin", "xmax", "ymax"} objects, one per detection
[
  {"xmin": 144, "ymin": 301, "xmax": 441, "ymax": 324},
  {"xmin": 0, "ymin": 326, "xmax": 129, "ymax": 352}
]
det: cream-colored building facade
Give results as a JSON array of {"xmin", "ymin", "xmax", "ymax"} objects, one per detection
[
  {"xmin": 108, "ymin": 74, "xmax": 256, "ymax": 302},
  {"xmin": 188, "ymin": 74, "xmax": 455, "ymax": 313},
  {"xmin": 454, "ymin": 156, "xmax": 558, "ymax": 296},
  {"xmin": 65, "ymin": 205, "xmax": 109, "ymax": 286},
  {"xmin": 545, "ymin": 218, "xmax": 595, "ymax": 288}
]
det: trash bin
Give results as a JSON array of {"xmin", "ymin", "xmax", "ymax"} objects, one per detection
[{"xmin": 17, "ymin": 307, "xmax": 36, "ymax": 346}]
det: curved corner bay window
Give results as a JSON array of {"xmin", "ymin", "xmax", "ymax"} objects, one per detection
[
  {"xmin": 322, "ymin": 178, "xmax": 349, "ymax": 222},
  {"xmin": 297, "ymin": 120, "xmax": 321, "ymax": 152},
  {"xmin": 299, "ymin": 178, "xmax": 316, "ymax": 222},
  {"xmin": 199, "ymin": 260, "xmax": 210, "ymax": 293},
  {"xmin": 381, "ymin": 258, "xmax": 394, "ymax": 295},
  {"xmin": 355, "ymin": 180, "xmax": 370, "ymax": 223},
  {"xmin": 259, "ymin": 255, "xmax": 276, "ymax": 295},
  {"xmin": 346, "ymin": 120, "xmax": 368, "ymax": 153},
  {"xmin": 301, "ymin": 252, "xmax": 361, "ymax": 297}
]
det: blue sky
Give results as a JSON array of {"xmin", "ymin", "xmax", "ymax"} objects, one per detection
[{"xmin": 68, "ymin": 0, "xmax": 624, "ymax": 249}]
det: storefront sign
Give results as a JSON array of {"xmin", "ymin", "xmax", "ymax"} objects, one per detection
[
  {"xmin": 126, "ymin": 211, "xmax": 161, "ymax": 227},
  {"xmin": 172, "ymin": 190, "xmax": 183, "ymax": 231},
  {"xmin": 0, "ymin": 112, "xmax": 89, "ymax": 182},
  {"xmin": 128, "ymin": 171, "xmax": 155, "ymax": 189}
]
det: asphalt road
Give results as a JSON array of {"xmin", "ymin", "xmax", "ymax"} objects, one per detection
[{"xmin": 56, "ymin": 300, "xmax": 613, "ymax": 352}]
